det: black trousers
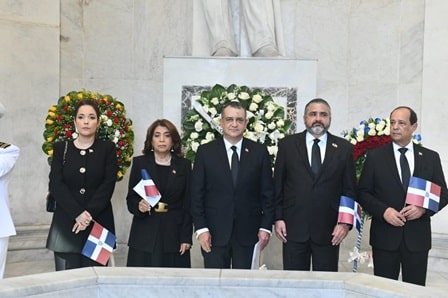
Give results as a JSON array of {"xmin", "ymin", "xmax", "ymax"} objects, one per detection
[
  {"xmin": 202, "ymin": 231, "xmax": 253, "ymax": 269},
  {"xmin": 373, "ymin": 241, "xmax": 428, "ymax": 286},
  {"xmin": 282, "ymin": 239, "xmax": 339, "ymax": 271},
  {"xmin": 126, "ymin": 246, "xmax": 191, "ymax": 268}
]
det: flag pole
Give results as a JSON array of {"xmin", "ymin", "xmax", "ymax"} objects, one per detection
[{"xmin": 352, "ymin": 213, "xmax": 365, "ymax": 272}]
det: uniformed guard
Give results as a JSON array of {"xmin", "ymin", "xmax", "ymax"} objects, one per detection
[{"xmin": 0, "ymin": 103, "xmax": 20, "ymax": 279}]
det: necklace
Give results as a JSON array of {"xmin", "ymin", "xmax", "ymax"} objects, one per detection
[
  {"xmin": 74, "ymin": 138, "xmax": 94, "ymax": 149},
  {"xmin": 155, "ymin": 154, "xmax": 172, "ymax": 165}
]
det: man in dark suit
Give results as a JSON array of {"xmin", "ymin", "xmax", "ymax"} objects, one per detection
[
  {"xmin": 274, "ymin": 98, "xmax": 357, "ymax": 271},
  {"xmin": 191, "ymin": 101, "xmax": 274, "ymax": 269},
  {"xmin": 357, "ymin": 106, "xmax": 448, "ymax": 286}
]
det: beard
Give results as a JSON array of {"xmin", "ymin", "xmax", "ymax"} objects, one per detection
[{"xmin": 307, "ymin": 122, "xmax": 328, "ymax": 136}]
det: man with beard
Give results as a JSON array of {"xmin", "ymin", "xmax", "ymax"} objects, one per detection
[{"xmin": 273, "ymin": 98, "xmax": 357, "ymax": 271}]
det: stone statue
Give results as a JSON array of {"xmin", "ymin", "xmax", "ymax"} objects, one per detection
[{"xmin": 201, "ymin": 0, "xmax": 282, "ymax": 57}]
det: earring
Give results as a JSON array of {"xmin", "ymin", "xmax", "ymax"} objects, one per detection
[
  {"xmin": 151, "ymin": 147, "xmax": 154, "ymax": 152},
  {"xmin": 171, "ymin": 147, "xmax": 174, "ymax": 152}
]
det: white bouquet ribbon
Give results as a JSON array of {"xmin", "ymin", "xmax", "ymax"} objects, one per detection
[
  {"xmin": 193, "ymin": 101, "xmax": 223, "ymax": 135},
  {"xmin": 348, "ymin": 247, "xmax": 373, "ymax": 267}
]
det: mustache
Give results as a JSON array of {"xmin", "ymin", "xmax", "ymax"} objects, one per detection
[{"xmin": 312, "ymin": 121, "xmax": 324, "ymax": 126}]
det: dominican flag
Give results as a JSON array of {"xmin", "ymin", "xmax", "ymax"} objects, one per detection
[
  {"xmin": 406, "ymin": 176, "xmax": 441, "ymax": 213},
  {"xmin": 133, "ymin": 169, "xmax": 161, "ymax": 206},
  {"xmin": 141, "ymin": 169, "xmax": 161, "ymax": 200},
  {"xmin": 82, "ymin": 222, "xmax": 116, "ymax": 266},
  {"xmin": 338, "ymin": 196, "xmax": 362, "ymax": 232}
]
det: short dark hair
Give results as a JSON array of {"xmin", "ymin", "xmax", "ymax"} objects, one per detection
[
  {"xmin": 221, "ymin": 101, "xmax": 246, "ymax": 118},
  {"xmin": 390, "ymin": 106, "xmax": 418, "ymax": 125},
  {"xmin": 304, "ymin": 98, "xmax": 331, "ymax": 116},
  {"xmin": 143, "ymin": 119, "xmax": 183, "ymax": 157}
]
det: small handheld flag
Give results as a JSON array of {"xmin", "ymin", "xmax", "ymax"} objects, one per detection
[
  {"xmin": 406, "ymin": 176, "xmax": 441, "ymax": 212},
  {"xmin": 338, "ymin": 196, "xmax": 362, "ymax": 232},
  {"xmin": 141, "ymin": 169, "xmax": 161, "ymax": 199},
  {"xmin": 133, "ymin": 169, "xmax": 162, "ymax": 207},
  {"xmin": 82, "ymin": 222, "xmax": 116, "ymax": 266}
]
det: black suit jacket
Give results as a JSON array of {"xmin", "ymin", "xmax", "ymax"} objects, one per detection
[
  {"xmin": 274, "ymin": 131, "xmax": 357, "ymax": 244},
  {"xmin": 357, "ymin": 143, "xmax": 448, "ymax": 252},
  {"xmin": 190, "ymin": 137, "xmax": 274, "ymax": 247},
  {"xmin": 126, "ymin": 154, "xmax": 192, "ymax": 253}
]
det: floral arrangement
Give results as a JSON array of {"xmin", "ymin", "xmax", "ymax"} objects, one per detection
[
  {"xmin": 42, "ymin": 90, "xmax": 134, "ymax": 181},
  {"xmin": 182, "ymin": 84, "xmax": 292, "ymax": 164},
  {"xmin": 342, "ymin": 117, "xmax": 422, "ymax": 180}
]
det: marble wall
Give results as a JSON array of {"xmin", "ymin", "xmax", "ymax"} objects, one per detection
[
  {"xmin": 0, "ymin": 0, "xmax": 60, "ymax": 223},
  {"xmin": 1, "ymin": 0, "xmax": 448, "ymax": 274}
]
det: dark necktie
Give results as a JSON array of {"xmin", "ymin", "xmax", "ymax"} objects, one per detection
[
  {"xmin": 311, "ymin": 139, "xmax": 321, "ymax": 176},
  {"xmin": 231, "ymin": 146, "xmax": 239, "ymax": 186},
  {"xmin": 399, "ymin": 147, "xmax": 410, "ymax": 191}
]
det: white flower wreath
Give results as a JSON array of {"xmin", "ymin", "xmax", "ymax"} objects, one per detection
[{"xmin": 182, "ymin": 84, "xmax": 292, "ymax": 164}]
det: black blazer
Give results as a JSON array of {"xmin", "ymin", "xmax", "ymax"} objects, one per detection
[
  {"xmin": 126, "ymin": 154, "xmax": 192, "ymax": 253},
  {"xmin": 274, "ymin": 131, "xmax": 357, "ymax": 244},
  {"xmin": 357, "ymin": 143, "xmax": 448, "ymax": 251},
  {"xmin": 190, "ymin": 137, "xmax": 274, "ymax": 247},
  {"xmin": 47, "ymin": 140, "xmax": 118, "ymax": 253}
]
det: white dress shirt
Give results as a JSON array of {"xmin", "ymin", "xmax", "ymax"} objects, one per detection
[
  {"xmin": 306, "ymin": 132, "xmax": 327, "ymax": 166},
  {"xmin": 393, "ymin": 141, "xmax": 415, "ymax": 181}
]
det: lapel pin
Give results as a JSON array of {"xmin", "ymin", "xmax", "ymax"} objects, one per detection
[
  {"xmin": 332, "ymin": 143, "xmax": 338, "ymax": 148},
  {"xmin": 418, "ymin": 152, "xmax": 423, "ymax": 156},
  {"xmin": 172, "ymin": 169, "xmax": 176, "ymax": 174},
  {"xmin": 245, "ymin": 148, "xmax": 249, "ymax": 153}
]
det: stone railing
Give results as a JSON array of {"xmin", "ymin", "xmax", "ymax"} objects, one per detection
[{"xmin": 1, "ymin": 267, "xmax": 445, "ymax": 298}]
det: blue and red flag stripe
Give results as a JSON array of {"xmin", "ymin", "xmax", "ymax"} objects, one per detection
[
  {"xmin": 338, "ymin": 196, "xmax": 362, "ymax": 232},
  {"xmin": 406, "ymin": 176, "xmax": 441, "ymax": 213},
  {"xmin": 141, "ymin": 169, "xmax": 161, "ymax": 200}
]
